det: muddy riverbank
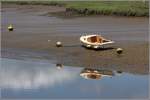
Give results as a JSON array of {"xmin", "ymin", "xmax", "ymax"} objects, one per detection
[{"xmin": 1, "ymin": 4, "xmax": 149, "ymax": 75}]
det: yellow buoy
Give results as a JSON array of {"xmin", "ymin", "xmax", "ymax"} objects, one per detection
[
  {"xmin": 56, "ymin": 41, "xmax": 62, "ymax": 47},
  {"xmin": 116, "ymin": 48, "xmax": 123, "ymax": 54},
  {"xmin": 8, "ymin": 24, "xmax": 14, "ymax": 31}
]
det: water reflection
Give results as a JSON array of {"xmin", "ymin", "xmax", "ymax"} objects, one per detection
[
  {"xmin": 0, "ymin": 58, "xmax": 149, "ymax": 98},
  {"xmin": 80, "ymin": 68, "xmax": 114, "ymax": 80},
  {"xmin": 56, "ymin": 63, "xmax": 63, "ymax": 69},
  {"xmin": 0, "ymin": 58, "xmax": 79, "ymax": 89}
]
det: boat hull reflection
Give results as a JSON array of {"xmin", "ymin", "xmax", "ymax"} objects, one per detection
[{"xmin": 80, "ymin": 68, "xmax": 115, "ymax": 80}]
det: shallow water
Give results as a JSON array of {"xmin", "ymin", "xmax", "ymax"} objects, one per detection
[{"xmin": 0, "ymin": 58, "xmax": 149, "ymax": 99}]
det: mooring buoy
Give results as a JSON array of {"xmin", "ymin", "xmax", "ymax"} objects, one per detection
[
  {"xmin": 8, "ymin": 24, "xmax": 13, "ymax": 31},
  {"xmin": 116, "ymin": 48, "xmax": 123, "ymax": 54},
  {"xmin": 56, "ymin": 41, "xmax": 62, "ymax": 47}
]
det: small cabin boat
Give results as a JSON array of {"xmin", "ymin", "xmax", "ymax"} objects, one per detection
[{"xmin": 80, "ymin": 34, "xmax": 114, "ymax": 49}]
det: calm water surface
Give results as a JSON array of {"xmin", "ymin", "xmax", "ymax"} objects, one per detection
[{"xmin": 0, "ymin": 58, "xmax": 149, "ymax": 99}]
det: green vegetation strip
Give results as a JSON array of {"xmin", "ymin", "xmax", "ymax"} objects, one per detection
[
  {"xmin": 2, "ymin": 1, "xmax": 66, "ymax": 6},
  {"xmin": 2, "ymin": 1, "xmax": 149, "ymax": 17}
]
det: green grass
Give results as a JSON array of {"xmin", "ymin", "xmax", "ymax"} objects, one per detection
[
  {"xmin": 65, "ymin": 1, "xmax": 149, "ymax": 17},
  {"xmin": 2, "ymin": 1, "xmax": 149, "ymax": 17}
]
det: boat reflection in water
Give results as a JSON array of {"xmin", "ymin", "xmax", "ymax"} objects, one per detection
[
  {"xmin": 80, "ymin": 68, "xmax": 115, "ymax": 80},
  {"xmin": 1, "ymin": 58, "xmax": 148, "ymax": 98}
]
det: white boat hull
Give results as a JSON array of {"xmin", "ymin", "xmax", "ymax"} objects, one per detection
[{"xmin": 80, "ymin": 34, "xmax": 114, "ymax": 49}]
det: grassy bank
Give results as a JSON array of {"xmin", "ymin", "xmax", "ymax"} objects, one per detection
[
  {"xmin": 65, "ymin": 1, "xmax": 149, "ymax": 17},
  {"xmin": 2, "ymin": 1, "xmax": 149, "ymax": 17}
]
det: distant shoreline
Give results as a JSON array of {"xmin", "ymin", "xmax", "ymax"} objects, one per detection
[{"xmin": 2, "ymin": 1, "xmax": 149, "ymax": 17}]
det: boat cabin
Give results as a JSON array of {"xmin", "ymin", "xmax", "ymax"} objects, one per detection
[{"xmin": 87, "ymin": 36, "xmax": 109, "ymax": 43}]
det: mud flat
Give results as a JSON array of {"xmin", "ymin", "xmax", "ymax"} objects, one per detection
[{"xmin": 1, "ymin": 4, "xmax": 149, "ymax": 75}]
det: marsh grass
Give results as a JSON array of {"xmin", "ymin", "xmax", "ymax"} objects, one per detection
[{"xmin": 65, "ymin": 1, "xmax": 149, "ymax": 17}]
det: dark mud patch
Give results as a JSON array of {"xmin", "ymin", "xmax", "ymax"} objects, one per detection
[{"xmin": 46, "ymin": 11, "xmax": 102, "ymax": 19}]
